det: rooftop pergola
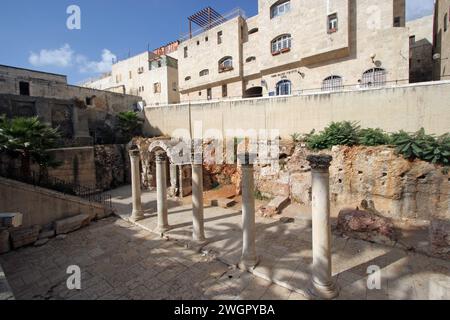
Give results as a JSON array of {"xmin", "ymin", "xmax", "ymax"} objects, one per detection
[{"xmin": 188, "ymin": 7, "xmax": 226, "ymax": 39}]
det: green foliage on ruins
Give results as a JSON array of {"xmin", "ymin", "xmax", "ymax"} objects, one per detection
[
  {"xmin": 117, "ymin": 111, "xmax": 144, "ymax": 142},
  {"xmin": 303, "ymin": 122, "xmax": 450, "ymax": 166}
]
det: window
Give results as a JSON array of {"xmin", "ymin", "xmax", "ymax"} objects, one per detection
[
  {"xmin": 222, "ymin": 84, "xmax": 228, "ymax": 98},
  {"xmin": 137, "ymin": 67, "xmax": 144, "ymax": 74},
  {"xmin": 322, "ymin": 76, "xmax": 343, "ymax": 91},
  {"xmin": 328, "ymin": 13, "xmax": 338, "ymax": 33},
  {"xmin": 153, "ymin": 82, "xmax": 161, "ymax": 93},
  {"xmin": 157, "ymin": 60, "xmax": 162, "ymax": 68},
  {"xmin": 199, "ymin": 69, "xmax": 209, "ymax": 77},
  {"xmin": 271, "ymin": 34, "xmax": 292, "ymax": 55},
  {"xmin": 85, "ymin": 97, "xmax": 92, "ymax": 105},
  {"xmin": 19, "ymin": 81, "xmax": 30, "ymax": 96},
  {"xmin": 276, "ymin": 80, "xmax": 291, "ymax": 96},
  {"xmin": 445, "ymin": 13, "xmax": 448, "ymax": 32},
  {"xmin": 142, "ymin": 86, "xmax": 144, "ymax": 92},
  {"xmin": 207, "ymin": 88, "xmax": 212, "ymax": 100},
  {"xmin": 184, "ymin": 47, "xmax": 188, "ymax": 58},
  {"xmin": 248, "ymin": 28, "xmax": 259, "ymax": 35},
  {"xmin": 205, "ymin": 36, "xmax": 209, "ymax": 42},
  {"xmin": 197, "ymin": 40, "xmax": 200, "ymax": 46},
  {"xmin": 271, "ymin": 0, "xmax": 291, "ymax": 19},
  {"xmin": 218, "ymin": 57, "xmax": 233, "ymax": 72},
  {"xmin": 185, "ymin": 76, "xmax": 191, "ymax": 81},
  {"xmin": 246, "ymin": 56, "xmax": 256, "ymax": 63},
  {"xmin": 394, "ymin": 16, "xmax": 401, "ymax": 27},
  {"xmin": 198, "ymin": 91, "xmax": 202, "ymax": 96},
  {"xmin": 129, "ymin": 71, "xmax": 132, "ymax": 79},
  {"xmin": 409, "ymin": 35, "xmax": 416, "ymax": 45},
  {"xmin": 361, "ymin": 68, "xmax": 387, "ymax": 88},
  {"xmin": 217, "ymin": 31, "xmax": 223, "ymax": 44}
]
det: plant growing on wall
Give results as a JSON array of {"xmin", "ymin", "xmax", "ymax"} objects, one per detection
[
  {"xmin": 359, "ymin": 128, "xmax": 391, "ymax": 146},
  {"xmin": 0, "ymin": 116, "xmax": 61, "ymax": 178},
  {"xmin": 307, "ymin": 121, "xmax": 360, "ymax": 150},
  {"xmin": 117, "ymin": 111, "xmax": 144, "ymax": 142}
]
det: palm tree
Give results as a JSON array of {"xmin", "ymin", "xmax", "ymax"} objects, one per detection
[{"xmin": 0, "ymin": 116, "xmax": 61, "ymax": 179}]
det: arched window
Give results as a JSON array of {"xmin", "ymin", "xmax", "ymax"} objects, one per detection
[
  {"xmin": 218, "ymin": 57, "xmax": 233, "ymax": 73},
  {"xmin": 271, "ymin": 34, "xmax": 292, "ymax": 54},
  {"xmin": 322, "ymin": 75, "xmax": 343, "ymax": 91},
  {"xmin": 276, "ymin": 80, "xmax": 292, "ymax": 96},
  {"xmin": 271, "ymin": 0, "xmax": 291, "ymax": 19},
  {"xmin": 362, "ymin": 68, "xmax": 386, "ymax": 87},
  {"xmin": 199, "ymin": 69, "xmax": 209, "ymax": 77}
]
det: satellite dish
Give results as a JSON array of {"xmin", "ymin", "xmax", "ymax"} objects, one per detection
[{"xmin": 433, "ymin": 53, "xmax": 441, "ymax": 61}]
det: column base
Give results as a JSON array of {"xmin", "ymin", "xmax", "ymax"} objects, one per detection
[
  {"xmin": 239, "ymin": 255, "xmax": 260, "ymax": 271},
  {"xmin": 130, "ymin": 212, "xmax": 145, "ymax": 223},
  {"xmin": 154, "ymin": 225, "xmax": 171, "ymax": 235},
  {"xmin": 307, "ymin": 280, "xmax": 339, "ymax": 300},
  {"xmin": 192, "ymin": 233, "xmax": 206, "ymax": 243}
]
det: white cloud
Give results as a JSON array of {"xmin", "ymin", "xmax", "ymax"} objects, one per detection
[
  {"xmin": 28, "ymin": 44, "xmax": 116, "ymax": 75},
  {"xmin": 29, "ymin": 44, "xmax": 74, "ymax": 68},
  {"xmin": 77, "ymin": 49, "xmax": 116, "ymax": 74},
  {"xmin": 406, "ymin": 0, "xmax": 435, "ymax": 21}
]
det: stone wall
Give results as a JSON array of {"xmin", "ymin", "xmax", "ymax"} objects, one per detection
[
  {"xmin": 145, "ymin": 81, "xmax": 450, "ymax": 138},
  {"xmin": 94, "ymin": 144, "xmax": 130, "ymax": 191},
  {"xmin": 0, "ymin": 177, "xmax": 110, "ymax": 228},
  {"xmin": 253, "ymin": 144, "xmax": 450, "ymax": 222}
]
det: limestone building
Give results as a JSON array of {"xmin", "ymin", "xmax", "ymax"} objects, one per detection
[
  {"xmin": 83, "ymin": 43, "xmax": 180, "ymax": 107},
  {"xmin": 407, "ymin": 15, "xmax": 434, "ymax": 83},
  {"xmin": 433, "ymin": 0, "xmax": 450, "ymax": 80},
  {"xmin": 177, "ymin": 0, "xmax": 411, "ymax": 102}
]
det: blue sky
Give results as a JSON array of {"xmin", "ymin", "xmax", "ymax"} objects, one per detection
[{"xmin": 0, "ymin": 0, "xmax": 435, "ymax": 84}]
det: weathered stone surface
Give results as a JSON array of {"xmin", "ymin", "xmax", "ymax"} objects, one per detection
[
  {"xmin": 0, "ymin": 213, "xmax": 23, "ymax": 228},
  {"xmin": 258, "ymin": 196, "xmax": 290, "ymax": 217},
  {"xmin": 10, "ymin": 225, "xmax": 41, "ymax": 249},
  {"xmin": 54, "ymin": 214, "xmax": 91, "ymax": 235},
  {"xmin": 290, "ymin": 172, "xmax": 311, "ymax": 205},
  {"xmin": 34, "ymin": 238, "xmax": 49, "ymax": 247},
  {"xmin": 430, "ymin": 219, "xmax": 450, "ymax": 259},
  {"xmin": 0, "ymin": 229, "xmax": 10, "ymax": 254},
  {"xmin": 39, "ymin": 229, "xmax": 55, "ymax": 240},
  {"xmin": 55, "ymin": 234, "xmax": 67, "ymax": 240},
  {"xmin": 212, "ymin": 198, "xmax": 236, "ymax": 209},
  {"xmin": 94, "ymin": 144, "xmax": 130, "ymax": 191},
  {"xmin": 337, "ymin": 208, "xmax": 398, "ymax": 246}
]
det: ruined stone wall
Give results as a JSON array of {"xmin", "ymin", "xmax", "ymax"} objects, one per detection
[
  {"xmin": 94, "ymin": 144, "xmax": 130, "ymax": 191},
  {"xmin": 255, "ymin": 144, "xmax": 449, "ymax": 222}
]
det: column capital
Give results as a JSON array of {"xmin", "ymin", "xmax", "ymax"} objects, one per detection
[
  {"xmin": 238, "ymin": 152, "xmax": 257, "ymax": 166},
  {"xmin": 307, "ymin": 154, "xmax": 333, "ymax": 170},
  {"xmin": 129, "ymin": 149, "xmax": 140, "ymax": 158},
  {"xmin": 155, "ymin": 152, "xmax": 167, "ymax": 163}
]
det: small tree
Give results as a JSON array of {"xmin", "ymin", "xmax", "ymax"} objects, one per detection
[
  {"xmin": 117, "ymin": 111, "xmax": 144, "ymax": 142},
  {"xmin": 0, "ymin": 116, "xmax": 61, "ymax": 179}
]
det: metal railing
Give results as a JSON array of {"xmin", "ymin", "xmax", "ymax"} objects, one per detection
[
  {"xmin": 0, "ymin": 168, "xmax": 112, "ymax": 208},
  {"xmin": 180, "ymin": 8, "xmax": 247, "ymax": 42}
]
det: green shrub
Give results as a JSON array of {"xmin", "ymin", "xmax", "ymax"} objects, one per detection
[
  {"xmin": 290, "ymin": 132, "xmax": 302, "ymax": 143},
  {"xmin": 359, "ymin": 128, "xmax": 391, "ymax": 146},
  {"xmin": 421, "ymin": 133, "xmax": 450, "ymax": 165},
  {"xmin": 391, "ymin": 128, "xmax": 435, "ymax": 160},
  {"xmin": 306, "ymin": 121, "xmax": 360, "ymax": 150}
]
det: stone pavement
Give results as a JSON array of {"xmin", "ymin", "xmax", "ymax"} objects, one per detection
[
  {"xmin": 109, "ymin": 185, "xmax": 450, "ymax": 300},
  {"xmin": 0, "ymin": 216, "xmax": 304, "ymax": 300}
]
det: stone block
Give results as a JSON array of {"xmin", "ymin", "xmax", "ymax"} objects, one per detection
[
  {"xmin": 54, "ymin": 214, "xmax": 91, "ymax": 235},
  {"xmin": 10, "ymin": 225, "xmax": 41, "ymax": 249},
  {"xmin": 336, "ymin": 208, "xmax": 398, "ymax": 246},
  {"xmin": 211, "ymin": 198, "xmax": 236, "ymax": 209},
  {"xmin": 0, "ymin": 229, "xmax": 10, "ymax": 254},
  {"xmin": 430, "ymin": 219, "xmax": 450, "ymax": 259},
  {"xmin": 0, "ymin": 213, "xmax": 23, "ymax": 228},
  {"xmin": 257, "ymin": 196, "xmax": 290, "ymax": 218},
  {"xmin": 39, "ymin": 229, "xmax": 55, "ymax": 240}
]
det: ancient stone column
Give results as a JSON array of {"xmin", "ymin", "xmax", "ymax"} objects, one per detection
[
  {"xmin": 191, "ymin": 151, "xmax": 205, "ymax": 242},
  {"xmin": 155, "ymin": 152, "xmax": 170, "ymax": 233},
  {"xmin": 307, "ymin": 154, "xmax": 339, "ymax": 299},
  {"xmin": 239, "ymin": 153, "xmax": 259, "ymax": 270},
  {"xmin": 129, "ymin": 149, "xmax": 144, "ymax": 222}
]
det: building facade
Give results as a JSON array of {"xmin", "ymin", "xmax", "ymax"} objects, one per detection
[
  {"xmin": 408, "ymin": 15, "xmax": 434, "ymax": 83},
  {"xmin": 433, "ymin": 0, "xmax": 450, "ymax": 80},
  {"xmin": 177, "ymin": 0, "xmax": 410, "ymax": 102},
  {"xmin": 83, "ymin": 50, "xmax": 180, "ymax": 107}
]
